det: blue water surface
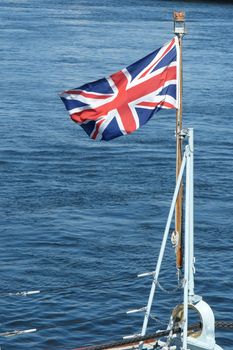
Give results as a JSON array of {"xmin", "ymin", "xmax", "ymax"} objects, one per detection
[{"xmin": 0, "ymin": 1, "xmax": 233, "ymax": 349}]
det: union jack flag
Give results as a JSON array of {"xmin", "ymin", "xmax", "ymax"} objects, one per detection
[{"xmin": 60, "ymin": 37, "xmax": 179, "ymax": 141}]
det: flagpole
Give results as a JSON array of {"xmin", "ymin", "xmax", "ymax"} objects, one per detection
[{"xmin": 173, "ymin": 12, "xmax": 186, "ymax": 271}]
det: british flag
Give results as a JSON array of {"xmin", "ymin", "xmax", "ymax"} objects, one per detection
[{"xmin": 60, "ymin": 37, "xmax": 179, "ymax": 141}]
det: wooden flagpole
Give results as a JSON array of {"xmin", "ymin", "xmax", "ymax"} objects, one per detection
[{"xmin": 173, "ymin": 12, "xmax": 185, "ymax": 270}]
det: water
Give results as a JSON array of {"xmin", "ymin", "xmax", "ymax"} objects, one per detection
[{"xmin": 0, "ymin": 1, "xmax": 233, "ymax": 349}]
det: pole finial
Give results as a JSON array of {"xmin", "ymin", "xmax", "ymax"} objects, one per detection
[
  {"xmin": 173, "ymin": 11, "xmax": 185, "ymax": 21},
  {"xmin": 173, "ymin": 11, "xmax": 186, "ymax": 36}
]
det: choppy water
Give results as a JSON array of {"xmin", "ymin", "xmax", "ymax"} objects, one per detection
[{"xmin": 0, "ymin": 1, "xmax": 233, "ymax": 349}]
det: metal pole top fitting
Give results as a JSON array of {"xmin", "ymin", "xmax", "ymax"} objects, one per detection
[{"xmin": 173, "ymin": 11, "xmax": 186, "ymax": 36}]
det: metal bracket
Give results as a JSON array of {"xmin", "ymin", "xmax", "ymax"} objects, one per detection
[
  {"xmin": 137, "ymin": 271, "xmax": 155, "ymax": 278},
  {"xmin": 127, "ymin": 306, "xmax": 147, "ymax": 314},
  {"xmin": 123, "ymin": 333, "xmax": 141, "ymax": 340},
  {"xmin": 179, "ymin": 128, "xmax": 189, "ymax": 140}
]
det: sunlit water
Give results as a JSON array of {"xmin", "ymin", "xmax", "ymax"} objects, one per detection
[{"xmin": 0, "ymin": 1, "xmax": 233, "ymax": 349}]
